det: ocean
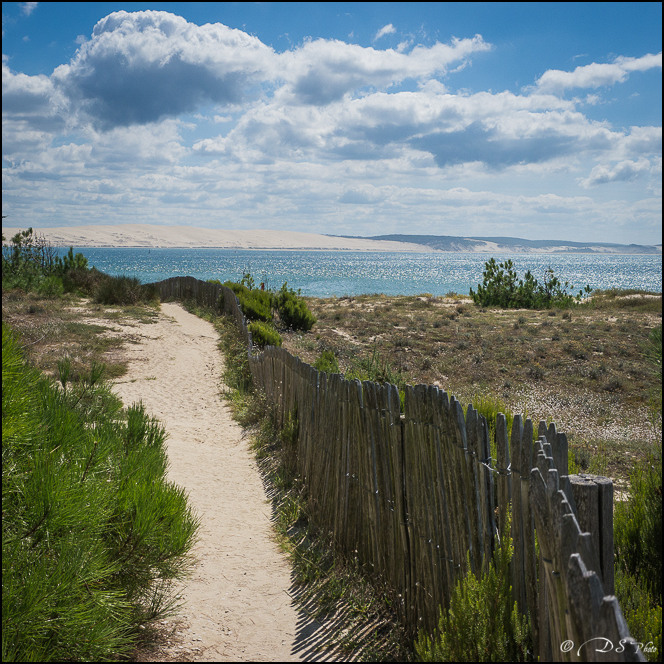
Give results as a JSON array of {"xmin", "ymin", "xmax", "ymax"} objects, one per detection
[{"xmin": 59, "ymin": 247, "xmax": 663, "ymax": 298}]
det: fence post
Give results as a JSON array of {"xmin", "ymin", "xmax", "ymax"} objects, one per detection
[{"xmin": 568, "ymin": 474, "xmax": 615, "ymax": 595}]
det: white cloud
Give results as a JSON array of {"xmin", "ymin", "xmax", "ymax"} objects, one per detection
[
  {"xmin": 277, "ymin": 34, "xmax": 491, "ymax": 105},
  {"xmin": 47, "ymin": 9, "xmax": 492, "ymax": 123},
  {"xmin": 374, "ymin": 24, "xmax": 396, "ymax": 42},
  {"xmin": 51, "ymin": 10, "xmax": 276, "ymax": 129},
  {"xmin": 579, "ymin": 158, "xmax": 653, "ymax": 187},
  {"xmin": 1, "ymin": 10, "xmax": 661, "ymax": 243},
  {"xmin": 535, "ymin": 52, "xmax": 662, "ymax": 93},
  {"xmin": 20, "ymin": 3, "xmax": 38, "ymax": 17}
]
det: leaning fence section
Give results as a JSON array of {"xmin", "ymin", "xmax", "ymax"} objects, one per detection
[{"xmin": 149, "ymin": 277, "xmax": 644, "ymax": 662}]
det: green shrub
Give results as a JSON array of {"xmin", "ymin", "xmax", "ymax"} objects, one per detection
[
  {"xmin": 415, "ymin": 510, "xmax": 532, "ymax": 662},
  {"xmin": 94, "ymin": 274, "xmax": 156, "ymax": 305},
  {"xmin": 613, "ymin": 446, "xmax": 662, "ymax": 661},
  {"xmin": 314, "ymin": 349, "xmax": 340, "ymax": 374},
  {"xmin": 274, "ymin": 282, "xmax": 316, "ymax": 331},
  {"xmin": 215, "ymin": 315, "xmax": 253, "ymax": 395},
  {"xmin": 249, "ymin": 320, "xmax": 282, "ymax": 348},
  {"xmin": 470, "ymin": 258, "xmax": 591, "ymax": 309},
  {"xmin": 54, "ymin": 246, "xmax": 89, "ymax": 275},
  {"xmin": 614, "ymin": 448, "xmax": 662, "ymax": 602},
  {"xmin": 615, "ymin": 568, "xmax": 661, "ymax": 661},
  {"xmin": 468, "ymin": 394, "xmax": 514, "ymax": 445},
  {"xmin": 36, "ymin": 274, "xmax": 64, "ymax": 298},
  {"xmin": 224, "ymin": 281, "xmax": 273, "ymax": 322},
  {"xmin": 2, "ymin": 324, "xmax": 198, "ymax": 662},
  {"xmin": 3, "ymin": 229, "xmax": 92, "ymax": 295},
  {"xmin": 60, "ymin": 266, "xmax": 104, "ymax": 295},
  {"xmin": 2, "ymin": 228, "xmax": 57, "ymax": 289}
]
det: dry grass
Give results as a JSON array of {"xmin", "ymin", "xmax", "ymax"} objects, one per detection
[
  {"xmin": 281, "ymin": 291, "xmax": 662, "ymax": 485},
  {"xmin": 4, "ymin": 286, "xmax": 660, "ymax": 486},
  {"xmin": 1, "ymin": 289, "xmax": 160, "ymax": 381}
]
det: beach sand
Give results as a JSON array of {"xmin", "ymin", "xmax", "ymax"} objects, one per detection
[{"xmin": 2, "ymin": 224, "xmax": 431, "ymax": 252}]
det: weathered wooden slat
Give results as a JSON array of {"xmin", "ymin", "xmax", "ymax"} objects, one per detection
[{"xmin": 495, "ymin": 412, "xmax": 511, "ymax": 538}]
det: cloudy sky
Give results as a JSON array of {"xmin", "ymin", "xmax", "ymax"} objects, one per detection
[{"xmin": 2, "ymin": 2, "xmax": 662, "ymax": 244}]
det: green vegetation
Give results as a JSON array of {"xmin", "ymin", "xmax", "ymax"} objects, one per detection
[
  {"xmin": 3, "ymin": 227, "xmax": 81, "ymax": 292},
  {"xmin": 3, "ymin": 228, "xmax": 157, "ymax": 306},
  {"xmin": 224, "ymin": 275, "xmax": 274, "ymax": 323},
  {"xmin": 313, "ymin": 348, "xmax": 340, "ymax": 374},
  {"xmin": 470, "ymin": 258, "xmax": 592, "ymax": 309},
  {"xmin": 614, "ymin": 446, "xmax": 662, "ymax": 660},
  {"xmin": 2, "ymin": 324, "xmax": 199, "ymax": 662},
  {"xmin": 346, "ymin": 345, "xmax": 407, "ymax": 411},
  {"xmin": 221, "ymin": 272, "xmax": 316, "ymax": 351},
  {"xmin": 274, "ymin": 281, "xmax": 317, "ymax": 331},
  {"xmin": 93, "ymin": 274, "xmax": 158, "ymax": 306},
  {"xmin": 224, "ymin": 272, "xmax": 316, "ymax": 332},
  {"xmin": 249, "ymin": 320, "xmax": 283, "ymax": 348},
  {"xmin": 415, "ymin": 512, "xmax": 532, "ymax": 662}
]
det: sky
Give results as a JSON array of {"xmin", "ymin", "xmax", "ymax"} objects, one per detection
[{"xmin": 2, "ymin": 2, "xmax": 662, "ymax": 244}]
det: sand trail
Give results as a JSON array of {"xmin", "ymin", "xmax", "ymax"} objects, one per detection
[{"xmin": 110, "ymin": 302, "xmax": 321, "ymax": 662}]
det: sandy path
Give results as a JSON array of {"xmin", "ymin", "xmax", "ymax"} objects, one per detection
[{"xmin": 110, "ymin": 302, "xmax": 323, "ymax": 662}]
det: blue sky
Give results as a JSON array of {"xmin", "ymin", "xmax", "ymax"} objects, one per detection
[{"xmin": 2, "ymin": 2, "xmax": 662, "ymax": 244}]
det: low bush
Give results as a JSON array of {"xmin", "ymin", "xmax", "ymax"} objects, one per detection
[
  {"xmin": 614, "ymin": 447, "xmax": 662, "ymax": 601},
  {"xmin": 224, "ymin": 281, "xmax": 274, "ymax": 322},
  {"xmin": 223, "ymin": 275, "xmax": 316, "ymax": 332},
  {"xmin": 3, "ymin": 228, "xmax": 92, "ymax": 295},
  {"xmin": 2, "ymin": 324, "xmax": 199, "ymax": 661},
  {"xmin": 274, "ymin": 282, "xmax": 316, "ymax": 331},
  {"xmin": 94, "ymin": 274, "xmax": 157, "ymax": 306},
  {"xmin": 249, "ymin": 320, "xmax": 282, "ymax": 348},
  {"xmin": 346, "ymin": 346, "xmax": 406, "ymax": 411},
  {"xmin": 314, "ymin": 349, "xmax": 340, "ymax": 374},
  {"xmin": 36, "ymin": 274, "xmax": 64, "ymax": 298},
  {"xmin": 415, "ymin": 511, "xmax": 532, "ymax": 661},
  {"xmin": 613, "ymin": 446, "xmax": 662, "ymax": 661},
  {"xmin": 615, "ymin": 568, "xmax": 661, "ymax": 661}
]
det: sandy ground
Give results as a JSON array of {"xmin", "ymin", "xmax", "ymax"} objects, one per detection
[{"xmin": 110, "ymin": 302, "xmax": 331, "ymax": 662}]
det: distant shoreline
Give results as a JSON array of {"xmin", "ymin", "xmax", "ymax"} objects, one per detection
[{"xmin": 2, "ymin": 224, "xmax": 661, "ymax": 255}]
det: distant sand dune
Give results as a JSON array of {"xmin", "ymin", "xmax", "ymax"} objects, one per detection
[{"xmin": 2, "ymin": 224, "xmax": 431, "ymax": 252}]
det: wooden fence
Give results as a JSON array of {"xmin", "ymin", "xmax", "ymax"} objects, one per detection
[{"xmin": 151, "ymin": 276, "xmax": 645, "ymax": 662}]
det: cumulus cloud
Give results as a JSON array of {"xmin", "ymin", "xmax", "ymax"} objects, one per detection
[
  {"xmin": 2, "ymin": 60, "xmax": 68, "ymax": 154},
  {"xmin": 536, "ymin": 52, "xmax": 662, "ymax": 93},
  {"xmin": 2, "ymin": 63, "xmax": 55, "ymax": 115},
  {"xmin": 51, "ymin": 10, "xmax": 275, "ymax": 129},
  {"xmin": 339, "ymin": 185, "xmax": 383, "ymax": 204},
  {"xmin": 277, "ymin": 34, "xmax": 491, "ymax": 105},
  {"xmin": 27, "ymin": 10, "xmax": 491, "ymax": 128}
]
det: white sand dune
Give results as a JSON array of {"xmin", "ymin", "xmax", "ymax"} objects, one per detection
[{"xmin": 2, "ymin": 224, "xmax": 432, "ymax": 252}]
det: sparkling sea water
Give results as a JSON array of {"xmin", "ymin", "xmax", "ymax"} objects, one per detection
[{"xmin": 60, "ymin": 247, "xmax": 662, "ymax": 298}]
